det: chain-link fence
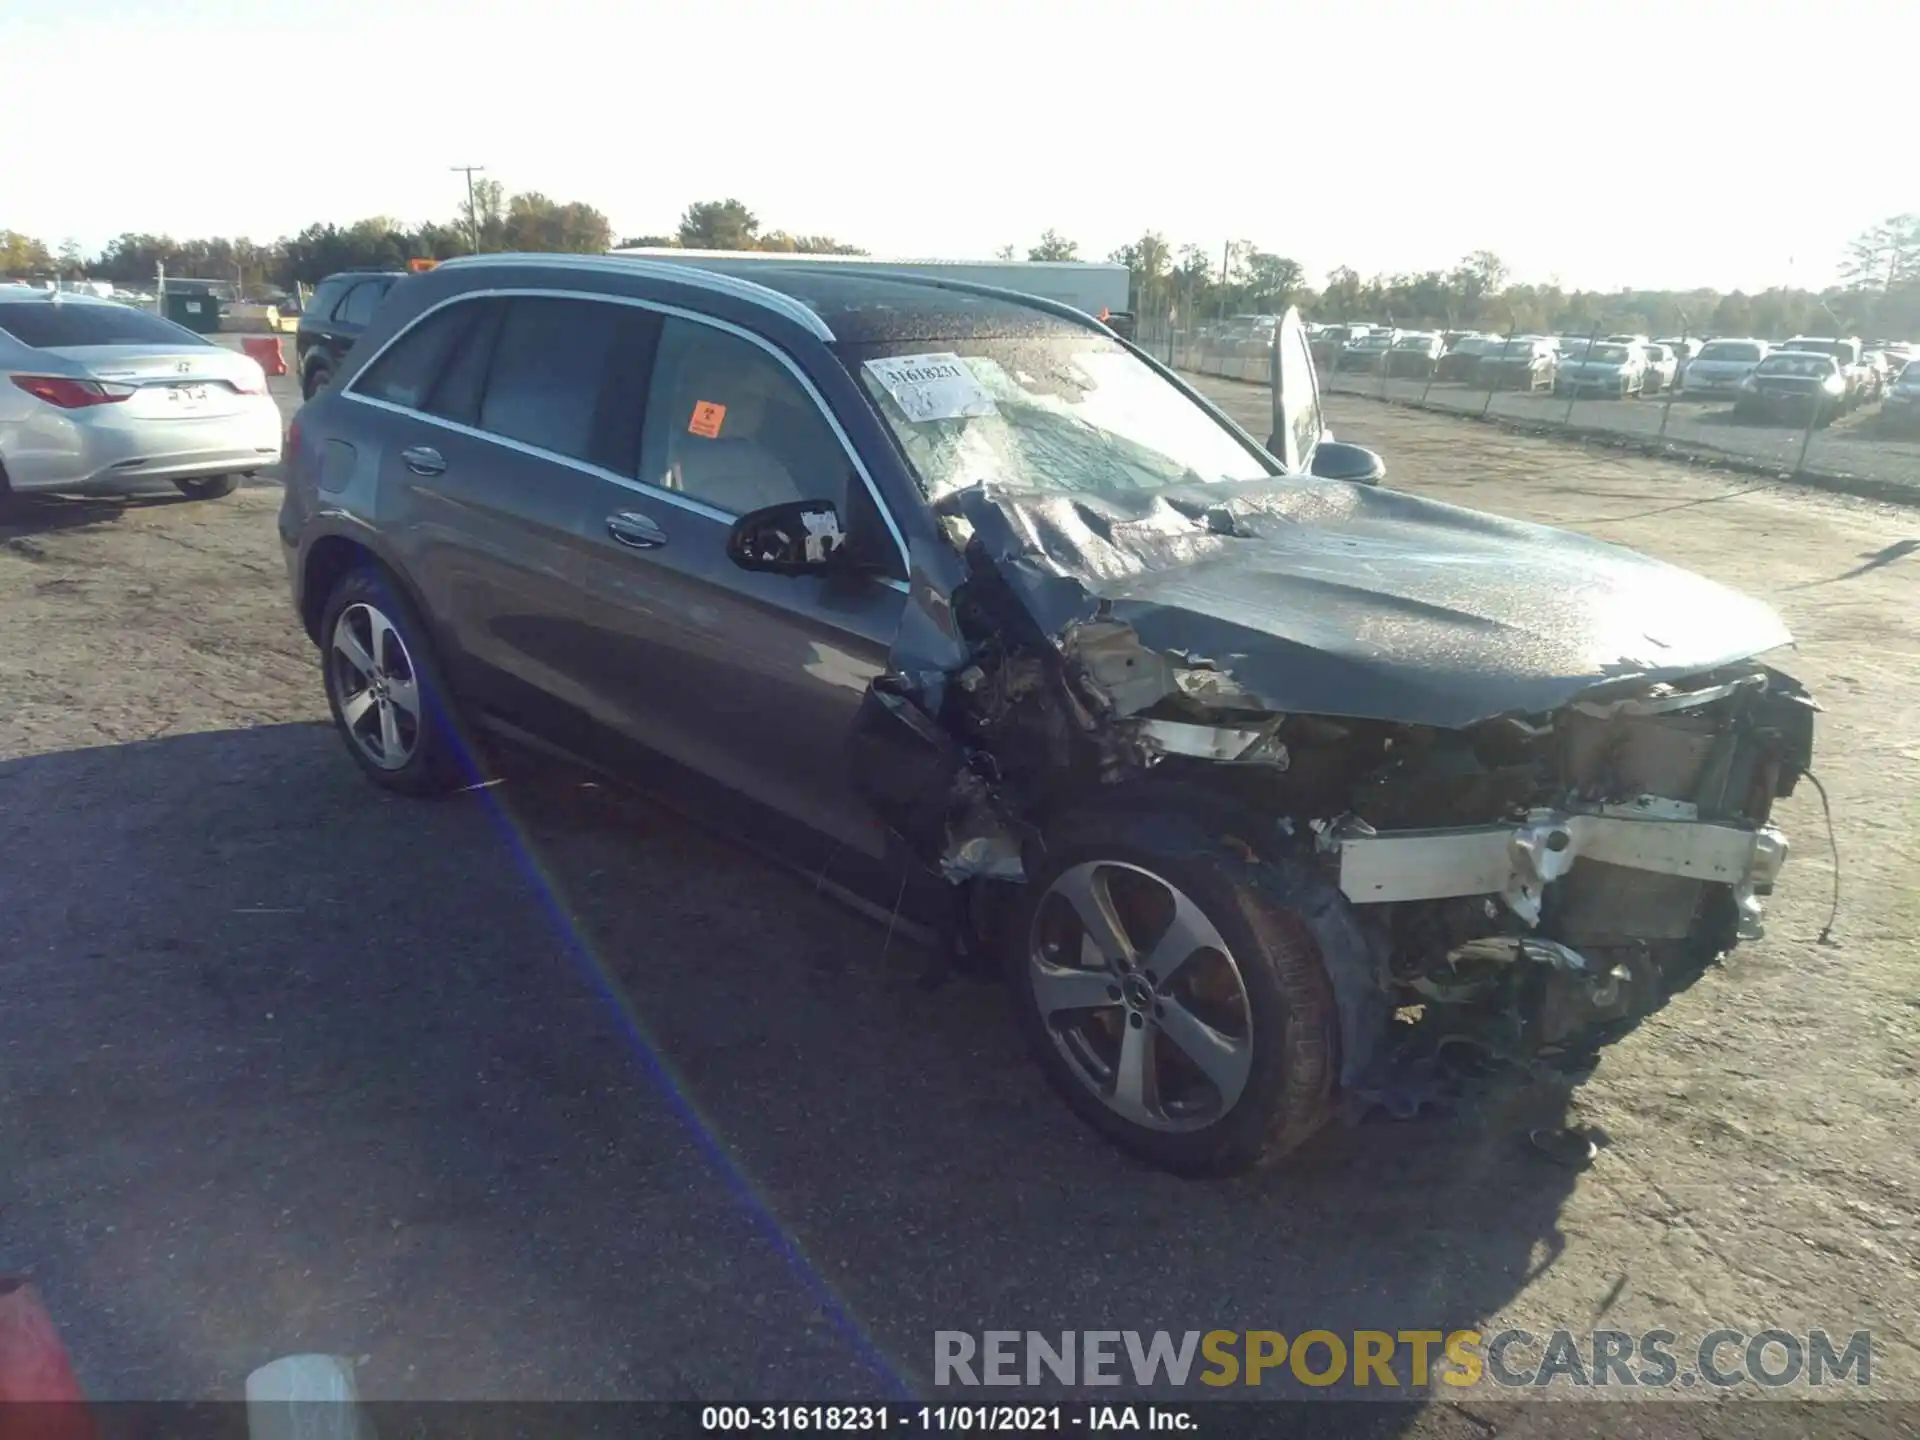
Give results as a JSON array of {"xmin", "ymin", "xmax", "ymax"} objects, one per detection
[{"xmin": 1136, "ymin": 317, "xmax": 1920, "ymax": 500}]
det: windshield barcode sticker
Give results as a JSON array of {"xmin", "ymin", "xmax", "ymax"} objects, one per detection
[{"xmin": 863, "ymin": 353, "xmax": 997, "ymax": 423}]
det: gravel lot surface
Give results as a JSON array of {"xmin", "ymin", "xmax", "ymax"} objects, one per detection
[{"xmin": 0, "ymin": 351, "xmax": 1914, "ymax": 1432}]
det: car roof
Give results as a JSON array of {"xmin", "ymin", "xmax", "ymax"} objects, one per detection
[
  {"xmin": 0, "ymin": 288, "xmax": 120, "ymax": 307},
  {"xmin": 430, "ymin": 252, "xmax": 1107, "ymax": 345}
]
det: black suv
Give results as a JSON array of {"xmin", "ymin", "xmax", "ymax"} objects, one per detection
[
  {"xmin": 294, "ymin": 269, "xmax": 407, "ymax": 399},
  {"xmin": 279, "ymin": 254, "xmax": 1814, "ymax": 1176}
]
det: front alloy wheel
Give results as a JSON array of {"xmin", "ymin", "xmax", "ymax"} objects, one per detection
[{"xmin": 1028, "ymin": 860, "xmax": 1254, "ymax": 1131}]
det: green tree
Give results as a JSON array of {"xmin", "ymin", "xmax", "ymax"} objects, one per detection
[
  {"xmin": 1321, "ymin": 266, "xmax": 1363, "ymax": 319},
  {"xmin": 1841, "ymin": 214, "xmax": 1920, "ymax": 294},
  {"xmin": 618, "ymin": 234, "xmax": 677, "ymax": 249},
  {"xmin": 1, "ymin": 230, "xmax": 54, "ymax": 275},
  {"xmin": 502, "ymin": 192, "xmax": 613, "ymax": 254},
  {"xmin": 462, "ymin": 177, "xmax": 506, "ymax": 251},
  {"xmin": 758, "ymin": 231, "xmax": 866, "ymax": 255},
  {"xmin": 1108, "ymin": 231, "xmax": 1173, "ymax": 312},
  {"xmin": 677, "ymin": 198, "xmax": 760, "ymax": 250},
  {"xmin": 992, "ymin": 243, "xmax": 1016, "ymax": 261},
  {"xmin": 1027, "ymin": 229, "xmax": 1080, "ymax": 262},
  {"xmin": 1240, "ymin": 250, "xmax": 1304, "ymax": 310}
]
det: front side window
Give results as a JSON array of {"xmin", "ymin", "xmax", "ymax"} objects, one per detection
[
  {"xmin": 639, "ymin": 318, "xmax": 849, "ymax": 516},
  {"xmin": 842, "ymin": 333, "xmax": 1276, "ymax": 504}
]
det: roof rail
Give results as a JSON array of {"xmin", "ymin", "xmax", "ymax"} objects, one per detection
[
  {"xmin": 432, "ymin": 251, "xmax": 835, "ymax": 341},
  {"xmin": 656, "ymin": 257, "xmax": 1115, "ymax": 337}
]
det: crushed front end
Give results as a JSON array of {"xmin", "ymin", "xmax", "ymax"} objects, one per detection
[
  {"xmin": 1308, "ymin": 664, "xmax": 1817, "ymax": 1080},
  {"xmin": 848, "ymin": 479, "xmax": 1820, "ymax": 1109}
]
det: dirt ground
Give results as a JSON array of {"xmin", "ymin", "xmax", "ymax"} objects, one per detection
[{"xmin": 1, "ymin": 373, "xmax": 1915, "ymax": 1424}]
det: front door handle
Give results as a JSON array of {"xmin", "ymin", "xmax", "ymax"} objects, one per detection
[
  {"xmin": 606, "ymin": 511, "xmax": 667, "ymax": 549},
  {"xmin": 400, "ymin": 445, "xmax": 446, "ymax": 476}
]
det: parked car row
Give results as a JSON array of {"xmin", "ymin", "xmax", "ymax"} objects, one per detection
[{"xmin": 1313, "ymin": 326, "xmax": 1920, "ymax": 431}]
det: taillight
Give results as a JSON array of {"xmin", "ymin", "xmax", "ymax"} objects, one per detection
[
  {"xmin": 10, "ymin": 375, "xmax": 135, "ymax": 409},
  {"xmin": 286, "ymin": 417, "xmax": 301, "ymax": 452}
]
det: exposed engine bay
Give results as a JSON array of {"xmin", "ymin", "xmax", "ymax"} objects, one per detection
[{"xmin": 850, "ymin": 477, "xmax": 1820, "ymax": 1114}]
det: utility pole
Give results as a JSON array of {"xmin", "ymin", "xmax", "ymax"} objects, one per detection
[{"xmin": 451, "ymin": 166, "xmax": 486, "ymax": 253}]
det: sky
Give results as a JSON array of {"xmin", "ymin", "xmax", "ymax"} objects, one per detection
[{"xmin": 2, "ymin": 0, "xmax": 1908, "ymax": 293}]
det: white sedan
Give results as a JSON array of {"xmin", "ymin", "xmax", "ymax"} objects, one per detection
[{"xmin": 0, "ymin": 292, "xmax": 281, "ymax": 502}]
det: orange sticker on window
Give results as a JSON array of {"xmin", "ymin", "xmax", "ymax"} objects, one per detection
[{"xmin": 687, "ymin": 400, "xmax": 726, "ymax": 438}]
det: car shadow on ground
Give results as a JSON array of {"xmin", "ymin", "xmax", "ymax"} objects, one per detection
[
  {"xmin": 0, "ymin": 723, "xmax": 1585, "ymax": 1412},
  {"xmin": 0, "ymin": 491, "xmax": 194, "ymax": 540}
]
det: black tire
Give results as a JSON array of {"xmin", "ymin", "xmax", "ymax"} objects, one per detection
[
  {"xmin": 1005, "ymin": 803, "xmax": 1339, "ymax": 1177},
  {"xmin": 303, "ymin": 363, "xmax": 333, "ymax": 402},
  {"xmin": 317, "ymin": 566, "xmax": 474, "ymax": 797},
  {"xmin": 174, "ymin": 474, "xmax": 240, "ymax": 500}
]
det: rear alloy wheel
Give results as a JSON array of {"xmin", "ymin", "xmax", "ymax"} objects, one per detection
[
  {"xmin": 1009, "ymin": 837, "xmax": 1337, "ymax": 1176},
  {"xmin": 174, "ymin": 474, "xmax": 240, "ymax": 500},
  {"xmin": 319, "ymin": 569, "xmax": 469, "ymax": 796}
]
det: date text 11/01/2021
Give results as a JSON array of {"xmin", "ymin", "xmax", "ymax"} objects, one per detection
[{"xmin": 701, "ymin": 1407, "xmax": 1194, "ymax": 1432}]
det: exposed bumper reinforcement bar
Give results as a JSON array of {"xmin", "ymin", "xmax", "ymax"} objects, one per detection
[{"xmin": 1334, "ymin": 808, "xmax": 1791, "ymax": 939}]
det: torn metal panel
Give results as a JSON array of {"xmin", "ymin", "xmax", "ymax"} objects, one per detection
[
  {"xmin": 1136, "ymin": 718, "xmax": 1289, "ymax": 765},
  {"xmin": 1571, "ymin": 673, "xmax": 1766, "ymax": 719}
]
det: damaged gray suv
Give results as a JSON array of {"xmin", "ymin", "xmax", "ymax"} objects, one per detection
[{"xmin": 281, "ymin": 255, "xmax": 1818, "ymax": 1177}]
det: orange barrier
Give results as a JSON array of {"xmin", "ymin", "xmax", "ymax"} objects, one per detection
[{"xmin": 242, "ymin": 336, "xmax": 288, "ymax": 377}]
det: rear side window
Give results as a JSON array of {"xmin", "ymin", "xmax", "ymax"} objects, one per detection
[
  {"xmin": 0, "ymin": 302, "xmax": 208, "ymax": 349},
  {"xmin": 354, "ymin": 299, "xmax": 496, "ymax": 414},
  {"xmin": 335, "ymin": 281, "xmax": 391, "ymax": 328},
  {"xmin": 476, "ymin": 297, "xmax": 659, "ymax": 471}
]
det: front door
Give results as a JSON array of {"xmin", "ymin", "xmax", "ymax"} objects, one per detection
[{"xmin": 564, "ymin": 314, "xmax": 907, "ymax": 864}]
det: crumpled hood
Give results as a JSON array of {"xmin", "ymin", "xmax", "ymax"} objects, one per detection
[{"xmin": 950, "ymin": 477, "xmax": 1794, "ymax": 729}]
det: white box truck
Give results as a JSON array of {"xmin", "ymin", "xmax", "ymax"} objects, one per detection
[{"xmin": 609, "ymin": 248, "xmax": 1133, "ymax": 331}]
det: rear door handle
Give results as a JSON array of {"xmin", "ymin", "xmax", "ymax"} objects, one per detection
[
  {"xmin": 401, "ymin": 445, "xmax": 446, "ymax": 476},
  {"xmin": 606, "ymin": 511, "xmax": 667, "ymax": 549}
]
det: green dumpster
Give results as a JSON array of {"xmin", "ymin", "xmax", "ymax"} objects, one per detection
[{"xmin": 163, "ymin": 289, "xmax": 223, "ymax": 334}]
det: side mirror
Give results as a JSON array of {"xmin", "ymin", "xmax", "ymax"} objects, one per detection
[
  {"xmin": 1309, "ymin": 441, "xmax": 1387, "ymax": 486},
  {"xmin": 726, "ymin": 499, "xmax": 851, "ymax": 577}
]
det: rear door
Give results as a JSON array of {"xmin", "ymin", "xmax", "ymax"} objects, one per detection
[{"xmin": 350, "ymin": 292, "xmax": 663, "ymax": 758}]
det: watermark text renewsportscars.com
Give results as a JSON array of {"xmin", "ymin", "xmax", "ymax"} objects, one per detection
[{"xmin": 934, "ymin": 1329, "xmax": 1873, "ymax": 1391}]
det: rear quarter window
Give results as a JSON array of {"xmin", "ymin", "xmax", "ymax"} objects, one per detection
[
  {"xmin": 0, "ymin": 302, "xmax": 209, "ymax": 349},
  {"xmin": 335, "ymin": 280, "xmax": 393, "ymax": 329},
  {"xmin": 305, "ymin": 280, "xmax": 350, "ymax": 321}
]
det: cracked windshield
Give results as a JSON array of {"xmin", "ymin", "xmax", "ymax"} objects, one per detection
[{"xmin": 847, "ymin": 338, "xmax": 1275, "ymax": 501}]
